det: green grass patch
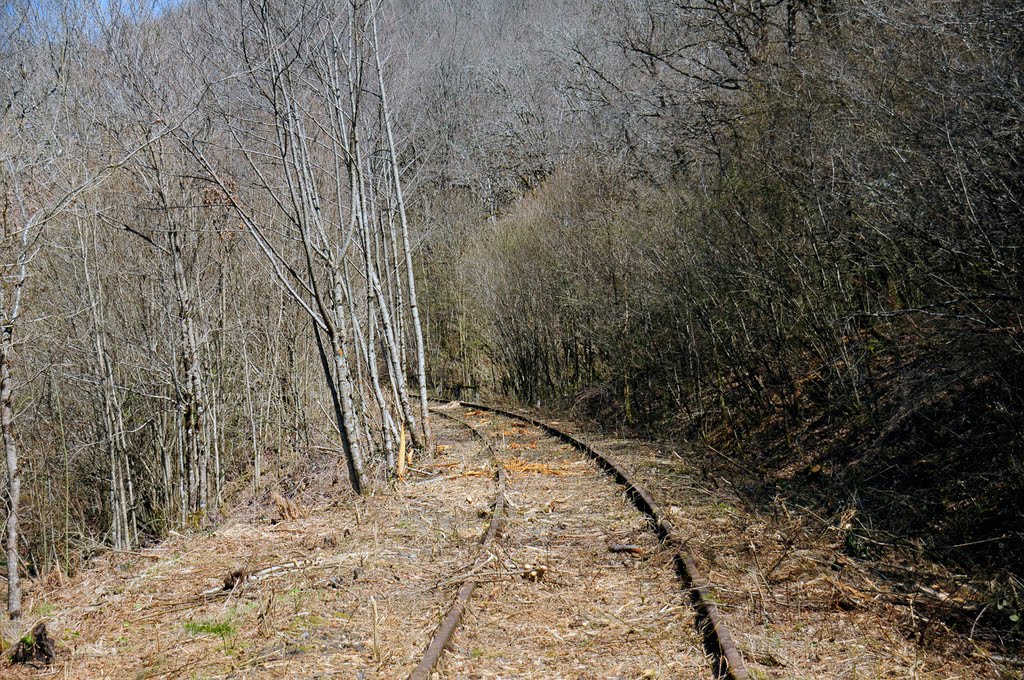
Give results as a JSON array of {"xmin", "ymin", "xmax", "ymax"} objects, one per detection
[{"xmin": 183, "ymin": 619, "xmax": 236, "ymax": 639}]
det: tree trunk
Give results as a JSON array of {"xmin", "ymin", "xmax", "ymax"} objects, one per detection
[
  {"xmin": 1, "ymin": 330, "xmax": 22, "ymax": 619},
  {"xmin": 329, "ymin": 328, "xmax": 368, "ymax": 494},
  {"xmin": 170, "ymin": 228, "xmax": 209, "ymax": 516}
]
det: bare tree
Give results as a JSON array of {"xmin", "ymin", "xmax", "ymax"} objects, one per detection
[
  {"xmin": 183, "ymin": 0, "xmax": 432, "ymax": 490},
  {"xmin": 371, "ymin": 3, "xmax": 431, "ymax": 447},
  {"xmin": 0, "ymin": 0, "xmax": 171, "ymax": 612}
]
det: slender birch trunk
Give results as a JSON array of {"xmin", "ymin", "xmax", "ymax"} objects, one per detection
[
  {"xmin": 354, "ymin": 144, "xmax": 422, "ymax": 452},
  {"xmin": 371, "ymin": 4, "xmax": 431, "ymax": 447},
  {"xmin": 169, "ymin": 226, "xmax": 209, "ymax": 515}
]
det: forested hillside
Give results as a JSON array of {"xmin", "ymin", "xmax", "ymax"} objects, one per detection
[
  {"xmin": 2, "ymin": 0, "xmax": 433, "ymax": 618},
  {"xmin": 1, "ymin": 0, "xmax": 1021, "ymax": 671},
  {"xmin": 412, "ymin": 0, "xmax": 1024, "ymax": 605}
]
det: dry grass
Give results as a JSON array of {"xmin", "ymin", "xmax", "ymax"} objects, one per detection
[{"xmin": 4, "ymin": 424, "xmax": 499, "ymax": 679}]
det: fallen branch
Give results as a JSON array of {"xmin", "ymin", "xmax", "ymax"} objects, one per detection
[{"xmin": 610, "ymin": 544, "xmax": 643, "ymax": 555}]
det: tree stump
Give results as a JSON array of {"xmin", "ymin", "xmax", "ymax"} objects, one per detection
[{"xmin": 9, "ymin": 622, "xmax": 55, "ymax": 667}]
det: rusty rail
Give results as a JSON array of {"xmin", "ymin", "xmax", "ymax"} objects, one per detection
[
  {"xmin": 407, "ymin": 408, "xmax": 507, "ymax": 680},
  {"xmin": 455, "ymin": 400, "xmax": 750, "ymax": 680}
]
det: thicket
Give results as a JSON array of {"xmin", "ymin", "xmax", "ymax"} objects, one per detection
[{"xmin": 417, "ymin": 0, "xmax": 1024, "ymax": 586}]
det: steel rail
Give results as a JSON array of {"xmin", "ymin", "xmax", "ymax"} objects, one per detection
[{"xmin": 407, "ymin": 408, "xmax": 507, "ymax": 680}]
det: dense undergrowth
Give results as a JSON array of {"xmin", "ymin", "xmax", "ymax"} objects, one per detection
[{"xmin": 416, "ymin": 0, "xmax": 1024, "ymax": 642}]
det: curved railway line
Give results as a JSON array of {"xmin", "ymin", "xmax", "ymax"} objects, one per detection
[{"xmin": 414, "ymin": 400, "xmax": 750, "ymax": 680}]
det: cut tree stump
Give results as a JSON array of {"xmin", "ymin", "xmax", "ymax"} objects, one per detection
[{"xmin": 9, "ymin": 622, "xmax": 55, "ymax": 667}]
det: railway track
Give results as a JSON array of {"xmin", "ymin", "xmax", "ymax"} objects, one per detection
[
  {"xmin": 409, "ymin": 408, "xmax": 507, "ymax": 680},
  {"xmin": 414, "ymin": 399, "xmax": 750, "ymax": 680}
]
